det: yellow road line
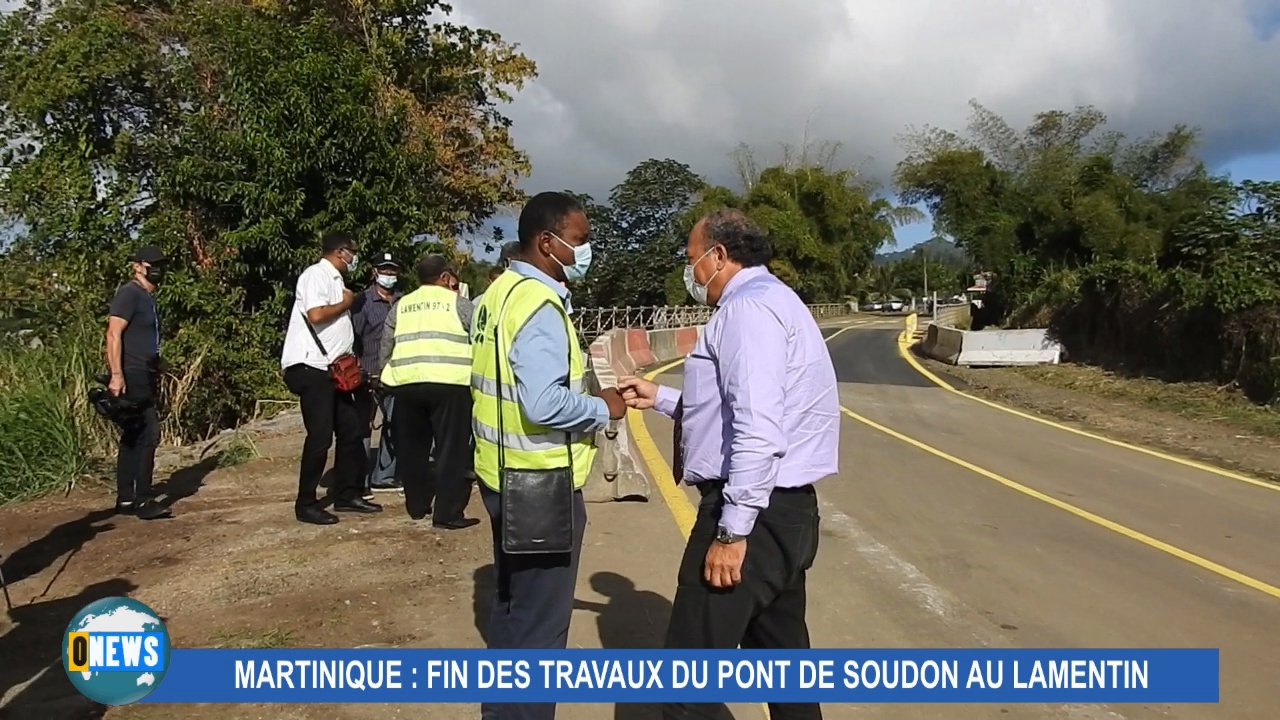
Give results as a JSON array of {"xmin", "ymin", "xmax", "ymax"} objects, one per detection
[
  {"xmin": 626, "ymin": 320, "xmax": 1280, "ymax": 614},
  {"xmin": 897, "ymin": 319, "xmax": 1280, "ymax": 493},
  {"xmin": 838, "ymin": 399, "xmax": 1280, "ymax": 601},
  {"xmin": 628, "ymin": 357, "xmax": 696, "ymax": 537}
]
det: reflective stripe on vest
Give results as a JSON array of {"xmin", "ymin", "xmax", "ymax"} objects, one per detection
[
  {"xmin": 381, "ymin": 285, "xmax": 471, "ymax": 387},
  {"xmin": 470, "ymin": 271, "xmax": 597, "ymax": 492}
]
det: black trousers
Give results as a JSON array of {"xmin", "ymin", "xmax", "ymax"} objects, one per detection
[
  {"xmin": 663, "ymin": 482, "xmax": 822, "ymax": 720},
  {"xmin": 283, "ymin": 364, "xmax": 363, "ymax": 509},
  {"xmin": 392, "ymin": 382, "xmax": 473, "ymax": 522},
  {"xmin": 115, "ymin": 370, "xmax": 159, "ymax": 504},
  {"xmin": 481, "ymin": 484, "xmax": 586, "ymax": 720}
]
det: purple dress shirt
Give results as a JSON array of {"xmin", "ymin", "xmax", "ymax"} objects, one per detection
[{"xmin": 653, "ymin": 266, "xmax": 840, "ymax": 536}]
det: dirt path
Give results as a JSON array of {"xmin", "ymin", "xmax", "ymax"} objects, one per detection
[
  {"xmin": 917, "ymin": 354, "xmax": 1280, "ymax": 485},
  {"xmin": 0, "ymin": 419, "xmax": 686, "ymax": 720}
]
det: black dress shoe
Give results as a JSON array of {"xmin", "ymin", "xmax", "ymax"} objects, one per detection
[
  {"xmin": 432, "ymin": 517, "xmax": 480, "ymax": 530},
  {"xmin": 116, "ymin": 499, "xmax": 171, "ymax": 519},
  {"xmin": 134, "ymin": 499, "xmax": 172, "ymax": 520},
  {"xmin": 334, "ymin": 498, "xmax": 383, "ymax": 513},
  {"xmin": 296, "ymin": 506, "xmax": 339, "ymax": 525}
]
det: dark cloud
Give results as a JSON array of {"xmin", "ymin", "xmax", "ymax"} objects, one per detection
[{"xmin": 453, "ymin": 0, "xmax": 1280, "ymax": 197}]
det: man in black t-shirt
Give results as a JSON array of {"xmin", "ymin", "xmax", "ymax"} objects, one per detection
[{"xmin": 105, "ymin": 245, "xmax": 171, "ymax": 520}]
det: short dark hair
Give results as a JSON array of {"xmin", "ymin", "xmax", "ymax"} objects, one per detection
[
  {"xmin": 517, "ymin": 192, "xmax": 584, "ymax": 249},
  {"xmin": 700, "ymin": 209, "xmax": 772, "ymax": 267},
  {"xmin": 321, "ymin": 230, "xmax": 356, "ymax": 255},
  {"xmin": 498, "ymin": 240, "xmax": 520, "ymax": 265},
  {"xmin": 417, "ymin": 254, "xmax": 451, "ymax": 284},
  {"xmin": 488, "ymin": 265, "xmax": 505, "ymax": 280}
]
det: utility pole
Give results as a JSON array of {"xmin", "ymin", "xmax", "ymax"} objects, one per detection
[{"xmin": 921, "ymin": 246, "xmax": 929, "ymax": 309}]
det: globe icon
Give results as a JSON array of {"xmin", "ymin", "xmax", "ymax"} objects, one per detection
[{"xmin": 62, "ymin": 596, "xmax": 171, "ymax": 706}]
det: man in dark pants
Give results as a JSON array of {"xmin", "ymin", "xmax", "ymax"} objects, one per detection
[
  {"xmin": 378, "ymin": 254, "xmax": 477, "ymax": 529},
  {"xmin": 353, "ymin": 252, "xmax": 403, "ymax": 497},
  {"xmin": 470, "ymin": 192, "xmax": 627, "ymax": 720},
  {"xmin": 620, "ymin": 209, "xmax": 840, "ymax": 720},
  {"xmin": 104, "ymin": 245, "xmax": 172, "ymax": 521},
  {"xmin": 281, "ymin": 231, "xmax": 384, "ymax": 525}
]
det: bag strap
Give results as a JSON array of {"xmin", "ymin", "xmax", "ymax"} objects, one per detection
[
  {"xmin": 300, "ymin": 311, "xmax": 332, "ymax": 364},
  {"xmin": 492, "ymin": 277, "xmax": 575, "ymax": 474}
]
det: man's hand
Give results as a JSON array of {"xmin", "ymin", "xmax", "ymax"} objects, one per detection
[
  {"xmin": 108, "ymin": 374, "xmax": 126, "ymax": 398},
  {"xmin": 597, "ymin": 387, "xmax": 627, "ymax": 419},
  {"xmin": 704, "ymin": 540, "xmax": 747, "ymax": 589},
  {"xmin": 341, "ymin": 287, "xmax": 356, "ymax": 306},
  {"xmin": 618, "ymin": 376, "xmax": 658, "ymax": 410}
]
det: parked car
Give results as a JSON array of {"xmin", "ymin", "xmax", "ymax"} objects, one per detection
[{"xmin": 886, "ymin": 300, "xmax": 904, "ymax": 312}]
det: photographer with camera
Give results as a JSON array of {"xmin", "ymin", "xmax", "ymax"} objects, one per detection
[{"xmin": 103, "ymin": 245, "xmax": 171, "ymax": 521}]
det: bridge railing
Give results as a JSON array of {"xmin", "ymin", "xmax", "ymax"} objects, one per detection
[{"xmin": 574, "ymin": 303, "xmax": 851, "ymax": 345}]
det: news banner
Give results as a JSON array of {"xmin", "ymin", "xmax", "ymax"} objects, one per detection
[{"xmin": 63, "ymin": 597, "xmax": 1220, "ymax": 706}]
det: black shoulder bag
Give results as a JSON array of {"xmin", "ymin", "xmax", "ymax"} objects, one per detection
[{"xmin": 493, "ymin": 278, "xmax": 577, "ymax": 555}]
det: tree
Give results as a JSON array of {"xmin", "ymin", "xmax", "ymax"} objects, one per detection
[
  {"xmin": 893, "ymin": 100, "xmax": 1280, "ymax": 404},
  {"xmin": 682, "ymin": 163, "xmax": 918, "ymax": 304},
  {"xmin": 0, "ymin": 0, "xmax": 536, "ymax": 436},
  {"xmin": 577, "ymin": 159, "xmax": 705, "ymax": 307},
  {"xmin": 866, "ymin": 264, "xmax": 911, "ymax": 303},
  {"xmin": 890, "ymin": 246, "xmax": 967, "ymax": 298}
]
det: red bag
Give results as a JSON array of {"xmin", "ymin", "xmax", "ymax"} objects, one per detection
[
  {"xmin": 302, "ymin": 312, "xmax": 364, "ymax": 393},
  {"xmin": 327, "ymin": 353, "xmax": 363, "ymax": 393}
]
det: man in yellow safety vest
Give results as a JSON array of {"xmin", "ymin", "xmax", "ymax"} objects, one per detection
[
  {"xmin": 471, "ymin": 191, "xmax": 626, "ymax": 720},
  {"xmin": 378, "ymin": 254, "xmax": 478, "ymax": 529}
]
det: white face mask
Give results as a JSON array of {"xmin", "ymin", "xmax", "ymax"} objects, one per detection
[
  {"xmin": 375, "ymin": 273, "xmax": 397, "ymax": 289},
  {"xmin": 683, "ymin": 247, "xmax": 721, "ymax": 306},
  {"xmin": 550, "ymin": 232, "xmax": 592, "ymax": 282}
]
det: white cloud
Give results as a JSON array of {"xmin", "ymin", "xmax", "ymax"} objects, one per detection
[{"xmin": 452, "ymin": 0, "xmax": 1280, "ymax": 201}]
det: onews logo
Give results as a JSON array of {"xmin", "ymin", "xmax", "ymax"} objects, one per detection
[{"xmin": 62, "ymin": 596, "xmax": 171, "ymax": 706}]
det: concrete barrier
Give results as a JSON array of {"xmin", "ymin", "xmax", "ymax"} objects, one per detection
[
  {"xmin": 918, "ymin": 323, "xmax": 1061, "ymax": 367},
  {"xmin": 921, "ymin": 323, "xmax": 964, "ymax": 364},
  {"xmin": 582, "ymin": 304, "xmax": 849, "ymax": 503},
  {"xmin": 956, "ymin": 328, "xmax": 1062, "ymax": 366},
  {"xmin": 582, "ymin": 325, "xmax": 693, "ymax": 502}
]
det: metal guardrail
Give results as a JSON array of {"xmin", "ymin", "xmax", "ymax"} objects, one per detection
[{"xmin": 574, "ymin": 303, "xmax": 850, "ymax": 344}]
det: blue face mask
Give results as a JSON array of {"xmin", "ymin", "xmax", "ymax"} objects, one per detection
[
  {"xmin": 550, "ymin": 232, "xmax": 592, "ymax": 282},
  {"xmin": 683, "ymin": 247, "xmax": 721, "ymax": 306}
]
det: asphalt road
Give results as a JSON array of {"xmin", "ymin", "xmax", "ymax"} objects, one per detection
[{"xmin": 640, "ymin": 318, "xmax": 1280, "ymax": 719}]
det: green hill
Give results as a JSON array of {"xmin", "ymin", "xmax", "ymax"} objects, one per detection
[{"xmin": 875, "ymin": 237, "xmax": 968, "ymax": 267}]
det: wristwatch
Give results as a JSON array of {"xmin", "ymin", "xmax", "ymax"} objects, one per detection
[{"xmin": 715, "ymin": 526, "xmax": 746, "ymax": 544}]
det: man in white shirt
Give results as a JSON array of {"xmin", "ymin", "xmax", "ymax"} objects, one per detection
[{"xmin": 281, "ymin": 231, "xmax": 384, "ymax": 525}]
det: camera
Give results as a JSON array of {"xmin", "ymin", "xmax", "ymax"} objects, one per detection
[{"xmin": 89, "ymin": 374, "xmax": 146, "ymax": 423}]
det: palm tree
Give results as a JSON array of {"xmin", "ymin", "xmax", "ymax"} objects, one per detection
[{"xmin": 869, "ymin": 264, "xmax": 912, "ymax": 303}]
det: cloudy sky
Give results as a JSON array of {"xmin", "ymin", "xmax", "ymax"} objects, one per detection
[{"xmin": 453, "ymin": 0, "xmax": 1280, "ymax": 249}]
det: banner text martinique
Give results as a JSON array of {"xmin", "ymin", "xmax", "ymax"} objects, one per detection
[
  {"xmin": 233, "ymin": 657, "xmax": 1151, "ymax": 692},
  {"xmin": 139, "ymin": 648, "xmax": 1221, "ymax": 704}
]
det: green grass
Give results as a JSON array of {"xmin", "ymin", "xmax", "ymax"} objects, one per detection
[
  {"xmin": 216, "ymin": 429, "xmax": 261, "ymax": 468},
  {"xmin": 1013, "ymin": 364, "xmax": 1280, "ymax": 438},
  {"xmin": 211, "ymin": 627, "xmax": 294, "ymax": 649},
  {"xmin": 0, "ymin": 325, "xmax": 116, "ymax": 503}
]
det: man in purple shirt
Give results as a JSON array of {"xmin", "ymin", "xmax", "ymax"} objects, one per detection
[{"xmin": 620, "ymin": 208, "xmax": 839, "ymax": 720}]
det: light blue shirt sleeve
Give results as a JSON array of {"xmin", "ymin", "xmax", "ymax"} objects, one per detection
[
  {"xmin": 713, "ymin": 297, "xmax": 789, "ymax": 536},
  {"xmin": 509, "ymin": 303, "xmax": 610, "ymax": 433}
]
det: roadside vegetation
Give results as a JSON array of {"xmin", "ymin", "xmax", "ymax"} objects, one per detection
[{"xmin": 895, "ymin": 102, "xmax": 1280, "ymax": 409}]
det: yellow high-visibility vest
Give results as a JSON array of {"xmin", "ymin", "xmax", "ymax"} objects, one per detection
[
  {"xmin": 381, "ymin": 285, "xmax": 471, "ymax": 387},
  {"xmin": 470, "ymin": 270, "xmax": 596, "ymax": 492}
]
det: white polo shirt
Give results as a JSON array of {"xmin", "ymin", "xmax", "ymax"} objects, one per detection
[{"xmin": 281, "ymin": 258, "xmax": 356, "ymax": 370}]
